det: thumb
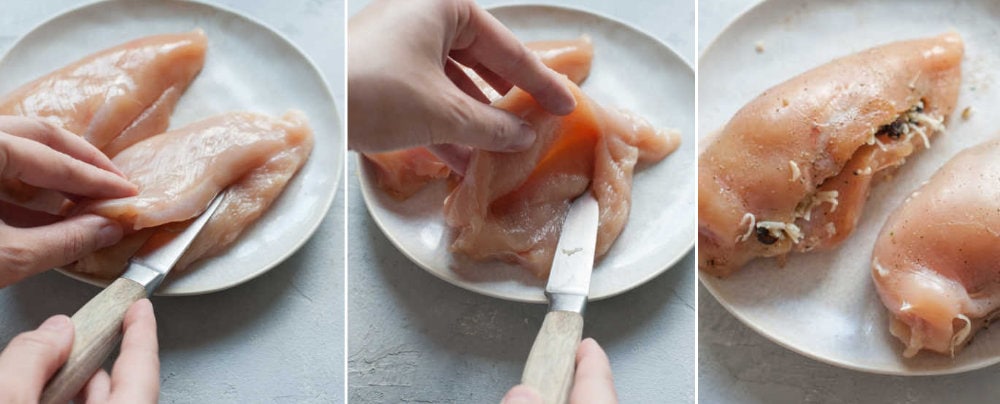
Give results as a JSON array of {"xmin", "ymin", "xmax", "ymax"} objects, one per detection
[
  {"xmin": 0, "ymin": 315, "xmax": 74, "ymax": 401},
  {"xmin": 501, "ymin": 385, "xmax": 544, "ymax": 404},
  {"xmin": 434, "ymin": 88, "xmax": 537, "ymax": 152},
  {"xmin": 0, "ymin": 214, "xmax": 122, "ymax": 286}
]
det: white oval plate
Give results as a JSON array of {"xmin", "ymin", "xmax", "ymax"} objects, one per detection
[
  {"xmin": 358, "ymin": 4, "xmax": 695, "ymax": 303},
  {"xmin": 699, "ymin": 0, "xmax": 1000, "ymax": 375},
  {"xmin": 0, "ymin": 0, "xmax": 343, "ymax": 296}
]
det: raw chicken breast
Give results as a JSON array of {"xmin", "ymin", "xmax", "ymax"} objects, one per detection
[
  {"xmin": 0, "ymin": 30, "xmax": 206, "ymax": 154},
  {"xmin": 366, "ymin": 148, "xmax": 450, "ymax": 200},
  {"xmin": 72, "ymin": 111, "xmax": 313, "ymax": 278},
  {"xmin": 872, "ymin": 139, "xmax": 1000, "ymax": 358},
  {"xmin": 699, "ymin": 33, "xmax": 963, "ymax": 277},
  {"xmin": 174, "ymin": 133, "xmax": 313, "ymax": 271},
  {"xmin": 444, "ymin": 79, "xmax": 679, "ymax": 278},
  {"xmin": 365, "ymin": 36, "xmax": 594, "ymax": 199},
  {"xmin": 79, "ymin": 111, "xmax": 311, "ymax": 230},
  {"xmin": 524, "ymin": 36, "xmax": 593, "ymax": 85},
  {"xmin": 0, "ymin": 31, "xmax": 206, "ymax": 213}
]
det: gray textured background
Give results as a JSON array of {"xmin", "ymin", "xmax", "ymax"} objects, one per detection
[
  {"xmin": 347, "ymin": 0, "xmax": 695, "ymax": 403},
  {"xmin": 0, "ymin": 1, "xmax": 345, "ymax": 402},
  {"xmin": 698, "ymin": 1, "xmax": 1000, "ymax": 403}
]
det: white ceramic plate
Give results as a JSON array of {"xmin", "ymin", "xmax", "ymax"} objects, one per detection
[
  {"xmin": 699, "ymin": 0, "xmax": 1000, "ymax": 375},
  {"xmin": 0, "ymin": 0, "xmax": 343, "ymax": 296},
  {"xmin": 358, "ymin": 4, "xmax": 695, "ymax": 303}
]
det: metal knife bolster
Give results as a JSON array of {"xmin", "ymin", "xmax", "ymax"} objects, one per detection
[
  {"xmin": 546, "ymin": 291, "xmax": 588, "ymax": 314},
  {"xmin": 122, "ymin": 261, "xmax": 166, "ymax": 295}
]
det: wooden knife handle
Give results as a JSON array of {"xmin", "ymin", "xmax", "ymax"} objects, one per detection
[
  {"xmin": 40, "ymin": 278, "xmax": 147, "ymax": 404},
  {"xmin": 521, "ymin": 310, "xmax": 584, "ymax": 404}
]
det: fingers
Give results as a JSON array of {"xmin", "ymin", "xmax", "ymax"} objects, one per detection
[
  {"xmin": 469, "ymin": 63, "xmax": 513, "ymax": 96},
  {"xmin": 426, "ymin": 144, "xmax": 472, "ymax": 175},
  {"xmin": 500, "ymin": 385, "xmax": 544, "ymax": 404},
  {"xmin": 0, "ymin": 132, "xmax": 136, "ymax": 200},
  {"xmin": 0, "ymin": 215, "xmax": 123, "ymax": 287},
  {"xmin": 0, "ymin": 116, "xmax": 127, "ymax": 178},
  {"xmin": 0, "ymin": 200, "xmax": 61, "ymax": 228},
  {"xmin": 0, "ymin": 315, "xmax": 74, "ymax": 403},
  {"xmin": 78, "ymin": 369, "xmax": 111, "ymax": 404},
  {"xmin": 449, "ymin": 1, "xmax": 575, "ymax": 115},
  {"xmin": 569, "ymin": 338, "xmax": 618, "ymax": 404},
  {"xmin": 433, "ymin": 87, "xmax": 537, "ymax": 152},
  {"xmin": 109, "ymin": 299, "xmax": 159, "ymax": 402},
  {"xmin": 444, "ymin": 59, "xmax": 491, "ymax": 104},
  {"xmin": 439, "ymin": 60, "xmax": 533, "ymax": 159},
  {"xmin": 76, "ymin": 300, "xmax": 159, "ymax": 403}
]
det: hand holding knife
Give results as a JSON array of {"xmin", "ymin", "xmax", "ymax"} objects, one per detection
[
  {"xmin": 40, "ymin": 194, "xmax": 224, "ymax": 404},
  {"xmin": 521, "ymin": 192, "xmax": 600, "ymax": 404}
]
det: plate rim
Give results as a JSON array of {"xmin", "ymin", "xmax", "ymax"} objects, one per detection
[
  {"xmin": 696, "ymin": 0, "xmax": 1000, "ymax": 375},
  {"xmin": 357, "ymin": 2, "xmax": 695, "ymax": 304},
  {"xmin": 0, "ymin": 0, "xmax": 344, "ymax": 296}
]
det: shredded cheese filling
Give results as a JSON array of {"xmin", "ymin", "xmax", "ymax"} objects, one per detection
[
  {"xmin": 737, "ymin": 102, "xmax": 942, "ymax": 248},
  {"xmin": 735, "ymin": 213, "xmax": 756, "ymax": 243},
  {"xmin": 788, "ymin": 160, "xmax": 801, "ymax": 182},
  {"xmin": 887, "ymin": 101, "xmax": 944, "ymax": 149},
  {"xmin": 793, "ymin": 190, "xmax": 839, "ymax": 221},
  {"xmin": 865, "ymin": 101, "xmax": 945, "ymax": 151},
  {"xmin": 756, "ymin": 221, "xmax": 803, "ymax": 244},
  {"xmin": 737, "ymin": 189, "xmax": 837, "ymax": 245},
  {"xmin": 951, "ymin": 314, "xmax": 972, "ymax": 357}
]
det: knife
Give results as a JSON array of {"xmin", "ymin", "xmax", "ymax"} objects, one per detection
[
  {"xmin": 40, "ymin": 193, "xmax": 225, "ymax": 404},
  {"xmin": 521, "ymin": 191, "xmax": 600, "ymax": 404}
]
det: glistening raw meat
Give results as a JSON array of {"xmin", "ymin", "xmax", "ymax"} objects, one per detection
[
  {"xmin": 72, "ymin": 111, "xmax": 313, "ymax": 278},
  {"xmin": 444, "ymin": 79, "xmax": 679, "ymax": 278},
  {"xmin": 0, "ymin": 30, "xmax": 206, "ymax": 155},
  {"xmin": 0, "ymin": 31, "xmax": 206, "ymax": 213},
  {"xmin": 699, "ymin": 33, "xmax": 963, "ymax": 277},
  {"xmin": 872, "ymin": 138, "xmax": 1000, "ymax": 358}
]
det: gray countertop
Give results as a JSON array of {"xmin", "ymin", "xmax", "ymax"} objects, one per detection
[
  {"xmin": 347, "ymin": 0, "xmax": 695, "ymax": 402},
  {"xmin": 698, "ymin": 1, "xmax": 1000, "ymax": 403},
  {"xmin": 0, "ymin": 1, "xmax": 345, "ymax": 402}
]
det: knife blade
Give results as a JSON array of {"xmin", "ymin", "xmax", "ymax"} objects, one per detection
[
  {"xmin": 123, "ymin": 193, "xmax": 225, "ymax": 295},
  {"xmin": 522, "ymin": 192, "xmax": 600, "ymax": 404},
  {"xmin": 40, "ymin": 193, "xmax": 225, "ymax": 404}
]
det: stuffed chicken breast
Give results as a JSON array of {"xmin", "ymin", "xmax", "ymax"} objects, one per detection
[{"xmin": 699, "ymin": 33, "xmax": 963, "ymax": 277}]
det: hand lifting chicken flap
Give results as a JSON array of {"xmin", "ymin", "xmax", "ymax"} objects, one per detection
[{"xmin": 365, "ymin": 36, "xmax": 681, "ymax": 279}]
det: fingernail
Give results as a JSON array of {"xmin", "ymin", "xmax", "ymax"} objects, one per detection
[
  {"xmin": 502, "ymin": 387, "xmax": 540, "ymax": 404},
  {"xmin": 507, "ymin": 124, "xmax": 537, "ymax": 151},
  {"xmin": 554, "ymin": 95, "xmax": 577, "ymax": 115},
  {"xmin": 96, "ymin": 221, "xmax": 124, "ymax": 248},
  {"xmin": 39, "ymin": 315, "xmax": 71, "ymax": 332}
]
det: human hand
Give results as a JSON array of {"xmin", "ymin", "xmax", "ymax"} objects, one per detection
[
  {"xmin": 502, "ymin": 338, "xmax": 619, "ymax": 404},
  {"xmin": 348, "ymin": 0, "xmax": 576, "ymax": 170},
  {"xmin": 0, "ymin": 116, "xmax": 137, "ymax": 288},
  {"xmin": 0, "ymin": 299, "xmax": 160, "ymax": 403}
]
